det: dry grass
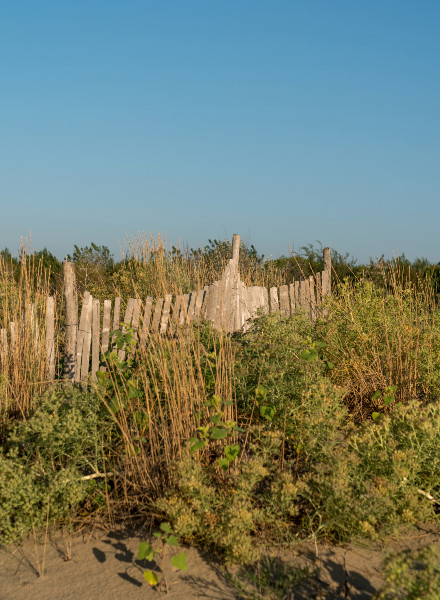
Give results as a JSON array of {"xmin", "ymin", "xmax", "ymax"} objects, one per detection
[
  {"xmin": 0, "ymin": 242, "xmax": 61, "ymax": 422},
  {"xmin": 320, "ymin": 258, "xmax": 440, "ymax": 419}
]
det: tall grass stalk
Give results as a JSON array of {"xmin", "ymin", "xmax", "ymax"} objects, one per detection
[
  {"xmin": 320, "ymin": 258, "xmax": 440, "ymax": 418},
  {"xmin": 0, "ymin": 242, "xmax": 60, "ymax": 422}
]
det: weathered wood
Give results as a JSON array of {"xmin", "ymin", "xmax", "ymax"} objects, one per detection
[
  {"xmin": 160, "ymin": 294, "xmax": 172, "ymax": 334},
  {"xmin": 111, "ymin": 297, "xmax": 121, "ymax": 348},
  {"xmin": 75, "ymin": 291, "xmax": 91, "ymax": 382},
  {"xmin": 9, "ymin": 322, "xmax": 17, "ymax": 355},
  {"xmin": 91, "ymin": 299, "xmax": 100, "ymax": 377},
  {"xmin": 181, "ymin": 294, "xmax": 190, "ymax": 325},
  {"xmin": 294, "ymin": 281, "xmax": 300, "ymax": 311},
  {"xmin": 172, "ymin": 295, "xmax": 181, "ymax": 323},
  {"xmin": 0, "ymin": 328, "xmax": 7, "ymax": 362},
  {"xmin": 232, "ymin": 234, "xmax": 240, "ymax": 263},
  {"xmin": 200, "ymin": 286, "xmax": 210, "ymax": 316},
  {"xmin": 63, "ymin": 262, "xmax": 78, "ymax": 380},
  {"xmin": 187, "ymin": 292, "xmax": 197, "ymax": 322},
  {"xmin": 269, "ymin": 287, "xmax": 279, "ymax": 313},
  {"xmin": 321, "ymin": 270, "xmax": 331, "ymax": 297},
  {"xmin": 151, "ymin": 298, "xmax": 164, "ymax": 332},
  {"xmin": 118, "ymin": 298, "xmax": 135, "ymax": 362},
  {"xmin": 46, "ymin": 296, "xmax": 55, "ymax": 380},
  {"xmin": 140, "ymin": 297, "xmax": 153, "ymax": 344},
  {"xmin": 323, "ymin": 247, "xmax": 332, "ymax": 292},
  {"xmin": 80, "ymin": 294, "xmax": 93, "ymax": 381},
  {"xmin": 300, "ymin": 280, "xmax": 309, "ymax": 312},
  {"xmin": 195, "ymin": 289, "xmax": 205, "ymax": 320},
  {"xmin": 29, "ymin": 303, "xmax": 39, "ymax": 349},
  {"xmin": 289, "ymin": 282, "xmax": 296, "ymax": 313},
  {"xmin": 279, "ymin": 285, "xmax": 290, "ymax": 317},
  {"xmin": 101, "ymin": 300, "xmax": 112, "ymax": 354},
  {"xmin": 315, "ymin": 272, "xmax": 322, "ymax": 310},
  {"xmin": 309, "ymin": 276, "xmax": 317, "ymax": 322}
]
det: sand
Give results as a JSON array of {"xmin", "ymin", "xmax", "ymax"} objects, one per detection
[{"xmin": 1, "ymin": 523, "xmax": 438, "ymax": 600}]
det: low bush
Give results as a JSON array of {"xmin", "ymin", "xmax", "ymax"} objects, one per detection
[{"xmin": 0, "ymin": 385, "xmax": 113, "ymax": 544}]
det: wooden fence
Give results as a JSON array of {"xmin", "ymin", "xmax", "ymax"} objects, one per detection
[{"xmin": 1, "ymin": 235, "xmax": 332, "ymax": 382}]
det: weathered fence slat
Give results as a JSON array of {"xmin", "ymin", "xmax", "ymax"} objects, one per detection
[
  {"xmin": 0, "ymin": 328, "xmax": 7, "ymax": 363},
  {"xmin": 118, "ymin": 298, "xmax": 135, "ymax": 362},
  {"xmin": 151, "ymin": 298, "xmax": 164, "ymax": 332},
  {"xmin": 46, "ymin": 296, "xmax": 55, "ymax": 380},
  {"xmin": 80, "ymin": 295, "xmax": 93, "ymax": 381},
  {"xmin": 111, "ymin": 297, "xmax": 121, "ymax": 349},
  {"xmin": 75, "ymin": 291, "xmax": 91, "ymax": 382},
  {"xmin": 160, "ymin": 294, "xmax": 172, "ymax": 334},
  {"xmin": 279, "ymin": 285, "xmax": 290, "ymax": 317},
  {"xmin": 181, "ymin": 293, "xmax": 190, "ymax": 325},
  {"xmin": 63, "ymin": 262, "xmax": 78, "ymax": 380},
  {"xmin": 101, "ymin": 300, "xmax": 112, "ymax": 354},
  {"xmin": 187, "ymin": 291, "xmax": 197, "ymax": 322},
  {"xmin": 269, "ymin": 287, "xmax": 279, "ymax": 313},
  {"xmin": 140, "ymin": 297, "xmax": 153, "ymax": 345},
  {"xmin": 91, "ymin": 299, "xmax": 100, "ymax": 377},
  {"xmin": 1, "ymin": 236, "xmax": 333, "ymax": 383}
]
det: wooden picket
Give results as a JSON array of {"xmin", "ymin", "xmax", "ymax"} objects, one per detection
[{"xmin": 0, "ymin": 236, "xmax": 333, "ymax": 382}]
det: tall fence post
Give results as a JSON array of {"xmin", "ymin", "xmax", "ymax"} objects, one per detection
[
  {"xmin": 63, "ymin": 262, "xmax": 78, "ymax": 381},
  {"xmin": 232, "ymin": 233, "xmax": 240, "ymax": 264},
  {"xmin": 323, "ymin": 247, "xmax": 332, "ymax": 296}
]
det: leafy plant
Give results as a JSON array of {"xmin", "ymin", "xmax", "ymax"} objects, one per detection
[
  {"xmin": 138, "ymin": 522, "xmax": 187, "ymax": 592},
  {"xmin": 375, "ymin": 542, "xmax": 440, "ymax": 599}
]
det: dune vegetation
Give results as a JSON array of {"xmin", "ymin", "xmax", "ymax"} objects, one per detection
[{"xmin": 1, "ymin": 234, "xmax": 439, "ymax": 597}]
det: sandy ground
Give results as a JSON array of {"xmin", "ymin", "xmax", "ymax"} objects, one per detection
[{"xmin": 0, "ymin": 523, "xmax": 439, "ymax": 600}]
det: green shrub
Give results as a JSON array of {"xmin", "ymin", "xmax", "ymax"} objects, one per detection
[
  {"xmin": 0, "ymin": 385, "xmax": 112, "ymax": 544},
  {"xmin": 297, "ymin": 401, "xmax": 440, "ymax": 541},
  {"xmin": 375, "ymin": 542, "xmax": 440, "ymax": 599}
]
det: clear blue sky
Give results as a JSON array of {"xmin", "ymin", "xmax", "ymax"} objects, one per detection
[{"xmin": 1, "ymin": 1, "xmax": 439, "ymax": 263}]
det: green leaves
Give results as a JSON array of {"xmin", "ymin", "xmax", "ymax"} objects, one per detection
[
  {"xmin": 190, "ymin": 438, "xmax": 206, "ymax": 453},
  {"xmin": 260, "ymin": 405, "xmax": 276, "ymax": 421},
  {"xmin": 138, "ymin": 541, "xmax": 154, "ymax": 561},
  {"xmin": 210, "ymin": 427, "xmax": 228, "ymax": 440},
  {"xmin": 138, "ymin": 523, "xmax": 187, "ymax": 589},
  {"xmin": 300, "ymin": 348, "xmax": 318, "ymax": 362},
  {"xmin": 225, "ymin": 444, "xmax": 240, "ymax": 462},
  {"xmin": 143, "ymin": 570, "xmax": 159, "ymax": 586},
  {"xmin": 371, "ymin": 386, "xmax": 400, "ymax": 422},
  {"xmin": 171, "ymin": 551, "xmax": 187, "ymax": 571}
]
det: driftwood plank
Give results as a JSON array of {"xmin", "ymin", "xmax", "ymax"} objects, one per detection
[
  {"xmin": 101, "ymin": 300, "xmax": 112, "ymax": 354},
  {"xmin": 75, "ymin": 291, "xmax": 91, "ymax": 382},
  {"xmin": 289, "ymin": 282, "xmax": 296, "ymax": 313},
  {"xmin": 315, "ymin": 272, "xmax": 322, "ymax": 310},
  {"xmin": 151, "ymin": 298, "xmax": 164, "ymax": 332},
  {"xmin": 46, "ymin": 296, "xmax": 55, "ymax": 380},
  {"xmin": 118, "ymin": 298, "xmax": 135, "ymax": 362},
  {"xmin": 29, "ymin": 303, "xmax": 39, "ymax": 349},
  {"xmin": 279, "ymin": 285, "xmax": 290, "ymax": 317},
  {"xmin": 269, "ymin": 287, "xmax": 279, "ymax": 313},
  {"xmin": 140, "ymin": 297, "xmax": 153, "ymax": 344},
  {"xmin": 111, "ymin": 297, "xmax": 121, "ymax": 349},
  {"xmin": 0, "ymin": 328, "xmax": 7, "ymax": 362},
  {"xmin": 63, "ymin": 262, "xmax": 78, "ymax": 380},
  {"xmin": 181, "ymin": 293, "xmax": 190, "ymax": 325},
  {"xmin": 187, "ymin": 291, "xmax": 197, "ymax": 322},
  {"xmin": 172, "ymin": 295, "xmax": 181, "ymax": 323},
  {"xmin": 323, "ymin": 247, "xmax": 332, "ymax": 292},
  {"xmin": 321, "ymin": 270, "xmax": 331, "ymax": 298},
  {"xmin": 160, "ymin": 294, "xmax": 172, "ymax": 334},
  {"xmin": 195, "ymin": 289, "xmax": 205, "ymax": 320},
  {"xmin": 80, "ymin": 295, "xmax": 93, "ymax": 381},
  {"xmin": 91, "ymin": 299, "xmax": 100, "ymax": 377},
  {"xmin": 9, "ymin": 322, "xmax": 17, "ymax": 356},
  {"xmin": 309, "ymin": 276, "xmax": 317, "ymax": 322}
]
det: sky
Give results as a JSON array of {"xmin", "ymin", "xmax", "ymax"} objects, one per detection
[{"xmin": 1, "ymin": 1, "xmax": 439, "ymax": 264}]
